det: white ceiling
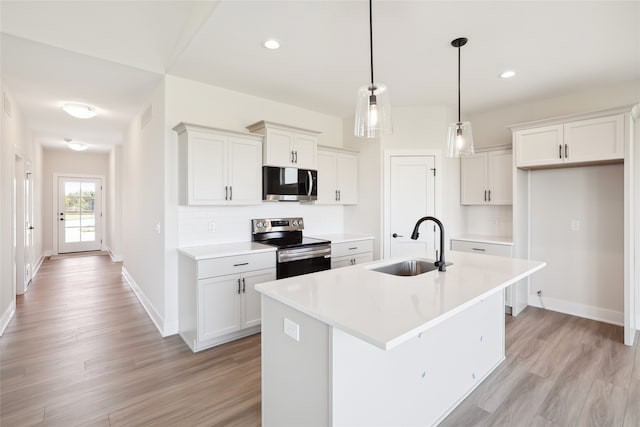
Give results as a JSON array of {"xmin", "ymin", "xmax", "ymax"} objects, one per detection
[{"xmin": 2, "ymin": 1, "xmax": 639, "ymax": 152}]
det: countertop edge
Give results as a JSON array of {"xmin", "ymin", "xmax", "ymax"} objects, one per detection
[
  {"xmin": 450, "ymin": 235, "xmax": 514, "ymax": 246},
  {"xmin": 177, "ymin": 243, "xmax": 277, "ymax": 260}
]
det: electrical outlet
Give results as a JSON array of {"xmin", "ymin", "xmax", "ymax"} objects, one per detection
[
  {"xmin": 571, "ymin": 220, "xmax": 580, "ymax": 231},
  {"xmin": 208, "ymin": 221, "xmax": 216, "ymax": 233},
  {"xmin": 283, "ymin": 318, "xmax": 300, "ymax": 341}
]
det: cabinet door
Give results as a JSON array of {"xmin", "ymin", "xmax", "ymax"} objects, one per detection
[
  {"xmin": 460, "ymin": 153, "xmax": 488, "ymax": 205},
  {"xmin": 336, "ymin": 153, "xmax": 358, "ymax": 205},
  {"xmin": 331, "ymin": 256, "xmax": 354, "ymax": 269},
  {"xmin": 189, "ymin": 132, "xmax": 228, "ymax": 205},
  {"xmin": 241, "ymin": 268, "xmax": 276, "ymax": 329},
  {"xmin": 564, "ymin": 114, "xmax": 624, "ymax": 164},
  {"xmin": 228, "ymin": 136, "xmax": 262, "ymax": 205},
  {"xmin": 198, "ymin": 274, "xmax": 241, "ymax": 341},
  {"xmin": 487, "ymin": 151, "xmax": 512, "ymax": 205},
  {"xmin": 264, "ymin": 128, "xmax": 294, "ymax": 167},
  {"xmin": 353, "ymin": 253, "xmax": 373, "ymax": 265},
  {"xmin": 514, "ymin": 124, "xmax": 564, "ymax": 168},
  {"xmin": 316, "ymin": 151, "xmax": 337, "ymax": 204},
  {"xmin": 293, "ymin": 133, "xmax": 317, "ymax": 169}
]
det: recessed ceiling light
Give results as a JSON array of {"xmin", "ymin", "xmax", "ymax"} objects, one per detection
[
  {"xmin": 61, "ymin": 102, "xmax": 97, "ymax": 119},
  {"xmin": 500, "ymin": 70, "xmax": 517, "ymax": 79},
  {"xmin": 263, "ymin": 39, "xmax": 280, "ymax": 50}
]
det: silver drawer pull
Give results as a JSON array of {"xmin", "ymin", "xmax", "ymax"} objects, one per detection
[
  {"xmin": 233, "ymin": 262, "xmax": 249, "ymax": 267},
  {"xmin": 472, "ymin": 248, "xmax": 486, "ymax": 252}
]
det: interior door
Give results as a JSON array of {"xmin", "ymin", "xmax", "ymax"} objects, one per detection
[
  {"xmin": 24, "ymin": 169, "xmax": 34, "ymax": 289},
  {"xmin": 389, "ymin": 156, "xmax": 436, "ymax": 258},
  {"xmin": 58, "ymin": 177, "xmax": 102, "ymax": 253}
]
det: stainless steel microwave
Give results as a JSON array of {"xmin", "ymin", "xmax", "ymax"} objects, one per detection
[{"xmin": 263, "ymin": 166, "xmax": 317, "ymax": 201}]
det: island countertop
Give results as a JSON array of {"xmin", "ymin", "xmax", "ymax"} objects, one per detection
[{"xmin": 255, "ymin": 251, "xmax": 545, "ymax": 350}]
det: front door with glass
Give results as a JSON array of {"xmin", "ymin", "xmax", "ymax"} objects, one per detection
[{"xmin": 58, "ymin": 177, "xmax": 102, "ymax": 253}]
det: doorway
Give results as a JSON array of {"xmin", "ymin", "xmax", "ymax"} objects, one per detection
[
  {"xmin": 56, "ymin": 176, "xmax": 103, "ymax": 253},
  {"xmin": 383, "ymin": 151, "xmax": 441, "ymax": 259},
  {"xmin": 14, "ymin": 154, "xmax": 34, "ymax": 295}
]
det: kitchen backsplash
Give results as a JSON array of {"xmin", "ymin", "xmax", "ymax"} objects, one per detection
[
  {"xmin": 464, "ymin": 205, "xmax": 513, "ymax": 238},
  {"xmin": 178, "ymin": 203, "xmax": 344, "ymax": 247}
]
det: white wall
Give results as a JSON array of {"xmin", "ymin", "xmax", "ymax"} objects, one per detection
[
  {"xmin": 41, "ymin": 149, "xmax": 109, "ymax": 255},
  {"xmin": 0, "ymin": 84, "xmax": 42, "ymax": 335},
  {"xmin": 529, "ymin": 165, "xmax": 624, "ymax": 323},
  {"xmin": 122, "ymin": 81, "xmax": 169, "ymax": 335},
  {"xmin": 107, "ymin": 145, "xmax": 123, "ymax": 260}
]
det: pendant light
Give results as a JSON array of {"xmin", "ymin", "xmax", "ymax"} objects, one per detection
[
  {"xmin": 446, "ymin": 37, "xmax": 474, "ymax": 157},
  {"xmin": 354, "ymin": 0, "xmax": 392, "ymax": 138}
]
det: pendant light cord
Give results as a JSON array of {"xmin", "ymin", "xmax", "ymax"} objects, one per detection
[
  {"xmin": 369, "ymin": 0, "xmax": 374, "ymax": 88},
  {"xmin": 457, "ymin": 45, "xmax": 461, "ymax": 123}
]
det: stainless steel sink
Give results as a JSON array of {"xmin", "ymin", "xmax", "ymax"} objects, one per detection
[{"xmin": 369, "ymin": 259, "xmax": 451, "ymax": 276}]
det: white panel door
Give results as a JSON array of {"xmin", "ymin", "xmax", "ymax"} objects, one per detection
[
  {"xmin": 316, "ymin": 150, "xmax": 337, "ymax": 204},
  {"xmin": 198, "ymin": 275, "xmax": 241, "ymax": 341},
  {"xmin": 241, "ymin": 269, "xmax": 276, "ymax": 329},
  {"xmin": 228, "ymin": 136, "xmax": 262, "ymax": 205},
  {"xmin": 189, "ymin": 132, "xmax": 227, "ymax": 204},
  {"xmin": 515, "ymin": 124, "xmax": 564, "ymax": 167},
  {"xmin": 460, "ymin": 153, "xmax": 488, "ymax": 205},
  {"xmin": 389, "ymin": 156, "xmax": 436, "ymax": 258},
  {"xmin": 292, "ymin": 133, "xmax": 317, "ymax": 169},
  {"xmin": 564, "ymin": 114, "xmax": 624, "ymax": 163},
  {"xmin": 488, "ymin": 150, "xmax": 513, "ymax": 205},
  {"xmin": 264, "ymin": 128, "xmax": 294, "ymax": 167},
  {"xmin": 57, "ymin": 177, "xmax": 102, "ymax": 253},
  {"xmin": 336, "ymin": 153, "xmax": 358, "ymax": 205}
]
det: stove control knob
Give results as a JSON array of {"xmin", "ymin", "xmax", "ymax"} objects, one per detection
[
  {"xmin": 292, "ymin": 220, "xmax": 298, "ymax": 226},
  {"xmin": 298, "ymin": 220, "xmax": 303, "ymax": 226},
  {"xmin": 256, "ymin": 222, "xmax": 263, "ymax": 228}
]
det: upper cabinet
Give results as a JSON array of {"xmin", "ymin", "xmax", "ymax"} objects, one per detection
[
  {"xmin": 461, "ymin": 150, "xmax": 512, "ymax": 205},
  {"xmin": 316, "ymin": 147, "xmax": 358, "ymax": 205},
  {"xmin": 174, "ymin": 123, "xmax": 263, "ymax": 206},
  {"xmin": 513, "ymin": 113, "xmax": 624, "ymax": 168},
  {"xmin": 246, "ymin": 121, "xmax": 320, "ymax": 170}
]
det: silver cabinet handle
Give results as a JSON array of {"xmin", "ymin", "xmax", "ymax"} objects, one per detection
[
  {"xmin": 565, "ymin": 144, "xmax": 568, "ymax": 159},
  {"xmin": 229, "ymin": 186, "xmax": 232, "ymax": 201},
  {"xmin": 484, "ymin": 190, "xmax": 487, "ymax": 202},
  {"xmin": 225, "ymin": 186, "xmax": 229, "ymax": 200},
  {"xmin": 335, "ymin": 190, "xmax": 339, "ymax": 201},
  {"xmin": 294, "ymin": 151, "xmax": 298, "ymax": 163},
  {"xmin": 559, "ymin": 144, "xmax": 562, "ymax": 159},
  {"xmin": 488, "ymin": 190, "xmax": 491, "ymax": 202},
  {"xmin": 348, "ymin": 247, "xmax": 358, "ymax": 251},
  {"xmin": 291, "ymin": 151, "xmax": 295, "ymax": 163},
  {"xmin": 242, "ymin": 277, "xmax": 246, "ymax": 293},
  {"xmin": 237, "ymin": 278, "xmax": 241, "ymax": 294},
  {"xmin": 338, "ymin": 190, "xmax": 341, "ymax": 201}
]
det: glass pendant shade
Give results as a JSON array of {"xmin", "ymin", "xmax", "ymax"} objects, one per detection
[
  {"xmin": 354, "ymin": 83, "xmax": 392, "ymax": 138},
  {"xmin": 447, "ymin": 121, "xmax": 474, "ymax": 157}
]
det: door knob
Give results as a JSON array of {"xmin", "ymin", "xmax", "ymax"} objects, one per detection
[{"xmin": 392, "ymin": 233, "xmax": 403, "ymax": 238}]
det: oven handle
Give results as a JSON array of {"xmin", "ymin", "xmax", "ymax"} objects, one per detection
[{"xmin": 278, "ymin": 245, "xmax": 331, "ymax": 263}]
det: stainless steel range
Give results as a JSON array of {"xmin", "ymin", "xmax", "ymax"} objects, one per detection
[{"xmin": 251, "ymin": 217, "xmax": 331, "ymax": 279}]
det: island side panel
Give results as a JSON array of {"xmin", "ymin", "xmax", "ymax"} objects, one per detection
[
  {"xmin": 261, "ymin": 295, "xmax": 331, "ymax": 427},
  {"xmin": 331, "ymin": 291, "xmax": 505, "ymax": 427}
]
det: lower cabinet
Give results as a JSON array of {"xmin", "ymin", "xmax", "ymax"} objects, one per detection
[
  {"xmin": 450, "ymin": 238, "xmax": 521, "ymax": 314},
  {"xmin": 179, "ymin": 251, "xmax": 276, "ymax": 352},
  {"xmin": 331, "ymin": 239, "xmax": 373, "ymax": 269}
]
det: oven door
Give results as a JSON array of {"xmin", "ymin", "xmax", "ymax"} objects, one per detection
[{"xmin": 277, "ymin": 244, "xmax": 331, "ymax": 279}]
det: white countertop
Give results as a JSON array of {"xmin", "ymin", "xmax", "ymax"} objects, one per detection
[
  {"xmin": 256, "ymin": 251, "xmax": 544, "ymax": 351},
  {"xmin": 450, "ymin": 234, "xmax": 514, "ymax": 245},
  {"xmin": 177, "ymin": 242, "xmax": 276, "ymax": 260},
  {"xmin": 309, "ymin": 234, "xmax": 375, "ymax": 244}
]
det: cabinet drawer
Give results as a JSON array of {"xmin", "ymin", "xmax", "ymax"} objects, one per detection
[
  {"xmin": 451, "ymin": 240, "xmax": 512, "ymax": 257},
  {"xmin": 331, "ymin": 239, "xmax": 373, "ymax": 258},
  {"xmin": 197, "ymin": 251, "xmax": 276, "ymax": 279}
]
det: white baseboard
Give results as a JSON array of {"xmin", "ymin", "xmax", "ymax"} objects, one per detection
[
  {"xmin": 106, "ymin": 247, "xmax": 123, "ymax": 262},
  {"xmin": 44, "ymin": 249, "xmax": 55, "ymax": 257},
  {"xmin": 528, "ymin": 294, "xmax": 624, "ymax": 326},
  {"xmin": 121, "ymin": 267, "xmax": 177, "ymax": 337},
  {"xmin": 32, "ymin": 255, "xmax": 45, "ymax": 277},
  {"xmin": 0, "ymin": 299, "xmax": 16, "ymax": 336}
]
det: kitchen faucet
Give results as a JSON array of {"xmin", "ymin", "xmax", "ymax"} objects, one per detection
[{"xmin": 410, "ymin": 216, "xmax": 446, "ymax": 272}]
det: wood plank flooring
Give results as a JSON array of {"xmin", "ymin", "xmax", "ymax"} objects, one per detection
[{"xmin": 1, "ymin": 254, "xmax": 638, "ymax": 426}]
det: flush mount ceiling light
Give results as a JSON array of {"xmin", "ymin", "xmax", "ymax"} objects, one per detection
[
  {"xmin": 354, "ymin": 0, "xmax": 392, "ymax": 138},
  {"xmin": 65, "ymin": 138, "xmax": 88, "ymax": 151},
  {"xmin": 61, "ymin": 102, "xmax": 97, "ymax": 119},
  {"xmin": 500, "ymin": 70, "xmax": 517, "ymax": 79},
  {"xmin": 263, "ymin": 39, "xmax": 280, "ymax": 50},
  {"xmin": 446, "ymin": 37, "xmax": 475, "ymax": 158}
]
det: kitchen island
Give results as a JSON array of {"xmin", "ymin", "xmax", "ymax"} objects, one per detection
[{"xmin": 256, "ymin": 251, "xmax": 545, "ymax": 427}]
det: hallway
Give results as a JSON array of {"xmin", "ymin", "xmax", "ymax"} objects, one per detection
[{"xmin": 0, "ymin": 254, "xmax": 261, "ymax": 426}]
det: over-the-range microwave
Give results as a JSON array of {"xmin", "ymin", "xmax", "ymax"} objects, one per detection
[{"xmin": 262, "ymin": 166, "xmax": 317, "ymax": 202}]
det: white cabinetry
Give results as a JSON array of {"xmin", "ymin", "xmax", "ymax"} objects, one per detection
[
  {"xmin": 451, "ymin": 238, "xmax": 519, "ymax": 314},
  {"xmin": 461, "ymin": 150, "xmax": 512, "ymax": 205},
  {"xmin": 174, "ymin": 123, "xmax": 262, "ymax": 205},
  {"xmin": 331, "ymin": 239, "xmax": 373, "ymax": 268},
  {"xmin": 178, "ymin": 250, "xmax": 276, "ymax": 352},
  {"xmin": 317, "ymin": 147, "xmax": 358, "ymax": 205},
  {"xmin": 246, "ymin": 121, "xmax": 320, "ymax": 169},
  {"xmin": 514, "ymin": 113, "xmax": 623, "ymax": 168}
]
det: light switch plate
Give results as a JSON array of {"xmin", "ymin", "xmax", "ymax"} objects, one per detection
[{"xmin": 283, "ymin": 318, "xmax": 300, "ymax": 341}]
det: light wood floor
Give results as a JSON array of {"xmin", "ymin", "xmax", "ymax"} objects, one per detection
[{"xmin": 1, "ymin": 254, "xmax": 638, "ymax": 426}]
